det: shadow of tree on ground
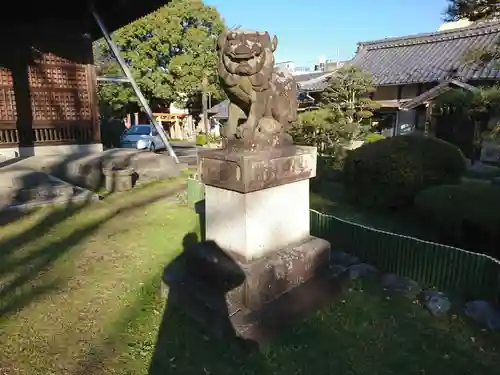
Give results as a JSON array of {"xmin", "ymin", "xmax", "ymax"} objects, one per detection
[
  {"xmin": 2, "ymin": 173, "xmax": 499, "ymax": 375},
  {"xmin": 0, "ymin": 179, "xmax": 187, "ymax": 319},
  {"xmin": 69, "ymin": 229, "xmax": 500, "ymax": 375}
]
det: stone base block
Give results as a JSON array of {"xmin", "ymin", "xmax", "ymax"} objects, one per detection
[
  {"xmin": 239, "ymin": 236, "xmax": 331, "ymax": 311},
  {"xmin": 162, "ymin": 236, "xmax": 333, "ymax": 343}
]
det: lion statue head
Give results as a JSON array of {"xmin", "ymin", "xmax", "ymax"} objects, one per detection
[{"xmin": 218, "ymin": 29, "xmax": 278, "ymax": 76}]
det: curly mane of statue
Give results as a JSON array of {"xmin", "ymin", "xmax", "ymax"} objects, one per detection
[{"xmin": 217, "ymin": 29, "xmax": 298, "ymax": 151}]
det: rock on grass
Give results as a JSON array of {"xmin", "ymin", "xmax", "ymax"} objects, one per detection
[{"xmin": 464, "ymin": 300, "xmax": 500, "ymax": 330}]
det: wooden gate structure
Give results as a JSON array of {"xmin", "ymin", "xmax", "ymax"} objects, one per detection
[{"xmin": 0, "ymin": 0, "xmax": 170, "ymax": 158}]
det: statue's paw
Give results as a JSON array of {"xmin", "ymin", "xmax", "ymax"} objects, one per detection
[
  {"xmin": 257, "ymin": 117, "xmax": 281, "ymax": 135},
  {"xmin": 236, "ymin": 125, "xmax": 254, "ymax": 140}
]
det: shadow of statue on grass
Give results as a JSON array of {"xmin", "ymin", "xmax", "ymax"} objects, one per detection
[{"xmin": 148, "ymin": 230, "xmax": 261, "ymax": 373}]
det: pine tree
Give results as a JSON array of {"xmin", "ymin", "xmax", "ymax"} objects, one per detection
[
  {"xmin": 319, "ymin": 65, "xmax": 380, "ymax": 139},
  {"xmin": 446, "ymin": 0, "xmax": 500, "ymax": 64}
]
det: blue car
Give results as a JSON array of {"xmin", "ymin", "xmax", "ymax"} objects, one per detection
[{"xmin": 119, "ymin": 124, "xmax": 165, "ymax": 152}]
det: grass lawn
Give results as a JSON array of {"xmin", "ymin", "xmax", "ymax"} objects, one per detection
[{"xmin": 1, "ymin": 175, "xmax": 499, "ymax": 374}]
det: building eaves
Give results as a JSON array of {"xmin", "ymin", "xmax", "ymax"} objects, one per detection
[{"xmin": 399, "ymin": 79, "xmax": 477, "ymax": 110}]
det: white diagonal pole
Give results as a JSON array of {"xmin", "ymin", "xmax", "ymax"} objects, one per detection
[{"xmin": 91, "ymin": 6, "xmax": 179, "ymax": 163}]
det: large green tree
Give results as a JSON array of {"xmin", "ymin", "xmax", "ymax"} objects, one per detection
[
  {"xmin": 446, "ymin": 1, "xmax": 500, "ymax": 64},
  {"xmin": 94, "ymin": 0, "xmax": 225, "ymax": 116}
]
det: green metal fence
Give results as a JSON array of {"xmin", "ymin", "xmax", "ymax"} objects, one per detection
[
  {"xmin": 187, "ymin": 178, "xmax": 500, "ymax": 303},
  {"xmin": 187, "ymin": 177, "xmax": 205, "ymax": 209},
  {"xmin": 311, "ymin": 210, "xmax": 500, "ymax": 303}
]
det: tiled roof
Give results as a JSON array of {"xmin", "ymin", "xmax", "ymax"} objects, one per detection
[
  {"xmin": 294, "ymin": 72, "xmax": 329, "ymax": 83},
  {"xmin": 351, "ymin": 22, "xmax": 500, "ymax": 85},
  {"xmin": 298, "ymin": 72, "xmax": 334, "ymax": 92},
  {"xmin": 208, "ymin": 100, "xmax": 229, "ymax": 119},
  {"xmin": 207, "ymin": 100, "xmax": 246, "ymax": 120}
]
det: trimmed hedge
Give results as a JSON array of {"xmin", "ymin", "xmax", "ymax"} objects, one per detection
[
  {"xmin": 414, "ymin": 183, "xmax": 500, "ymax": 255},
  {"xmin": 343, "ymin": 135, "xmax": 466, "ymax": 208}
]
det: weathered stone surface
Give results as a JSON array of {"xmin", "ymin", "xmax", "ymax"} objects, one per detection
[
  {"xmin": 464, "ymin": 300, "xmax": 500, "ymax": 329},
  {"xmin": 129, "ymin": 152, "xmax": 181, "ymax": 182},
  {"xmin": 103, "ymin": 166, "xmax": 135, "ymax": 192},
  {"xmin": 162, "ymin": 236, "xmax": 335, "ymax": 345},
  {"xmin": 329, "ymin": 264, "xmax": 348, "ymax": 278},
  {"xmin": 421, "ymin": 290, "xmax": 451, "ymax": 316},
  {"xmin": 199, "ymin": 145, "xmax": 316, "ymax": 193},
  {"xmin": 15, "ymin": 181, "xmax": 74, "ymax": 202},
  {"xmin": 217, "ymin": 29, "xmax": 297, "ymax": 150},
  {"xmin": 205, "ymin": 180, "xmax": 310, "ymax": 261},
  {"xmin": 171, "ymin": 236, "xmax": 330, "ymax": 312},
  {"xmin": 0, "ymin": 168, "xmax": 99, "ymax": 211},
  {"xmin": 330, "ymin": 251, "xmax": 361, "ymax": 267},
  {"xmin": 239, "ymin": 236, "xmax": 331, "ymax": 311},
  {"xmin": 381, "ymin": 273, "xmax": 421, "ymax": 298},
  {"xmin": 0, "ymin": 169, "xmax": 74, "ymax": 205},
  {"xmin": 347, "ymin": 263, "xmax": 379, "ymax": 280},
  {"xmin": 10, "ymin": 150, "xmax": 182, "ymax": 190}
]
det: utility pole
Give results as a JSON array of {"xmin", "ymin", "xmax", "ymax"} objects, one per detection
[{"xmin": 202, "ymin": 76, "xmax": 210, "ymax": 142}]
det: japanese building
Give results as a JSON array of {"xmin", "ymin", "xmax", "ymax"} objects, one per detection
[{"xmin": 0, "ymin": 0, "xmax": 168, "ymax": 159}]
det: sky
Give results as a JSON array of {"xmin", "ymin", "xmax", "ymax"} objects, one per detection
[{"xmin": 204, "ymin": 0, "xmax": 451, "ymax": 67}]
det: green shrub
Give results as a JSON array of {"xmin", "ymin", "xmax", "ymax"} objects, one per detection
[
  {"xmin": 364, "ymin": 132, "xmax": 385, "ymax": 143},
  {"xmin": 343, "ymin": 135, "xmax": 466, "ymax": 208},
  {"xmin": 207, "ymin": 133, "xmax": 221, "ymax": 144},
  {"xmin": 312, "ymin": 154, "xmax": 346, "ymax": 187},
  {"xmin": 414, "ymin": 183, "xmax": 500, "ymax": 255},
  {"xmin": 196, "ymin": 134, "xmax": 207, "ymax": 146}
]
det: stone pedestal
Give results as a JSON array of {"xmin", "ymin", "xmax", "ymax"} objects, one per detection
[
  {"xmin": 205, "ymin": 180, "xmax": 310, "ymax": 261},
  {"xmin": 163, "ymin": 145, "xmax": 333, "ymax": 343},
  {"xmin": 102, "ymin": 167, "xmax": 135, "ymax": 192}
]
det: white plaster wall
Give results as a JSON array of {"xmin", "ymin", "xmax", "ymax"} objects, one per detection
[{"xmin": 397, "ymin": 110, "xmax": 416, "ymax": 135}]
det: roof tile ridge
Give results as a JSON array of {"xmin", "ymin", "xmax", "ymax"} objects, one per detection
[{"xmin": 358, "ymin": 21, "xmax": 500, "ymax": 49}]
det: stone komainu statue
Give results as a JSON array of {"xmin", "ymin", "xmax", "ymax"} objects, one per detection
[{"xmin": 217, "ymin": 29, "xmax": 298, "ymax": 149}]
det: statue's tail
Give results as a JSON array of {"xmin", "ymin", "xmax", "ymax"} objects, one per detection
[{"xmin": 288, "ymin": 86, "xmax": 299, "ymax": 123}]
